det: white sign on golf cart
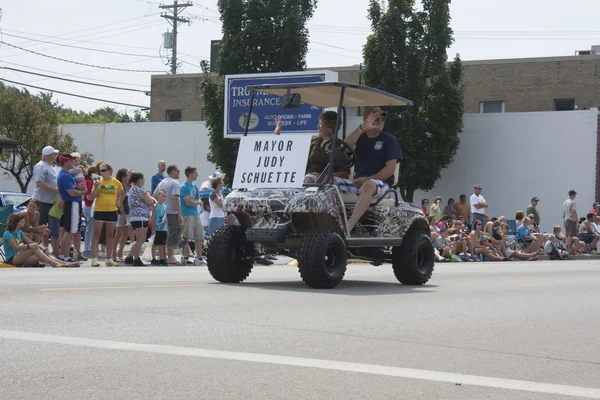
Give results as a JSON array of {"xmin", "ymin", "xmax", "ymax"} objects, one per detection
[{"xmin": 232, "ymin": 135, "xmax": 312, "ymax": 189}]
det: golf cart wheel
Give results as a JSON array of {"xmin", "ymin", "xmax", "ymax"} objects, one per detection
[
  {"xmin": 207, "ymin": 225, "xmax": 254, "ymax": 283},
  {"xmin": 392, "ymin": 232, "xmax": 434, "ymax": 285},
  {"xmin": 298, "ymin": 229, "xmax": 347, "ymax": 289}
]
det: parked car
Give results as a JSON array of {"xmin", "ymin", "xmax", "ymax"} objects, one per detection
[{"xmin": 0, "ymin": 191, "xmax": 31, "ymax": 212}]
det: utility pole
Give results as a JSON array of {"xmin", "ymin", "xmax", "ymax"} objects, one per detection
[{"xmin": 160, "ymin": 1, "xmax": 192, "ymax": 74}]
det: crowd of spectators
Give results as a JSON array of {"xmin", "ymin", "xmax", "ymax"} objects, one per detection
[
  {"xmin": 422, "ymin": 185, "xmax": 600, "ymax": 262},
  {"xmin": 2, "ymin": 146, "xmax": 276, "ymax": 268}
]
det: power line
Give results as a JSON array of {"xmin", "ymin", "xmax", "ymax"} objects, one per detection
[
  {"xmin": 0, "ymin": 77, "xmax": 149, "ymax": 109},
  {"xmin": 0, "ymin": 60, "xmax": 150, "ymax": 88},
  {"xmin": 3, "ymin": 22, "xmax": 162, "ymax": 58},
  {"xmin": 0, "ymin": 67, "xmax": 150, "ymax": 93},
  {"xmin": 311, "ymin": 40, "xmax": 362, "ymax": 54},
  {"xmin": 0, "ymin": 32, "xmax": 163, "ymax": 58},
  {"xmin": 0, "ymin": 16, "xmax": 162, "ymax": 53},
  {"xmin": 160, "ymin": 1, "xmax": 193, "ymax": 74},
  {"xmin": 2, "ymin": 28, "xmax": 209, "ymax": 61},
  {"xmin": 0, "ymin": 41, "xmax": 166, "ymax": 73}
]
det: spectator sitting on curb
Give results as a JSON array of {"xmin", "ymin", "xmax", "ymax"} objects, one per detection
[
  {"xmin": 516, "ymin": 217, "xmax": 543, "ymax": 254},
  {"xmin": 469, "ymin": 219, "xmax": 507, "ymax": 261},
  {"xmin": 515, "ymin": 211, "xmax": 524, "ymax": 228},
  {"xmin": 497, "ymin": 221, "xmax": 538, "ymax": 261},
  {"xmin": 578, "ymin": 213, "xmax": 600, "ymax": 253},
  {"xmin": 553, "ymin": 225, "xmax": 586, "ymax": 254},
  {"xmin": 543, "ymin": 234, "xmax": 567, "ymax": 260}
]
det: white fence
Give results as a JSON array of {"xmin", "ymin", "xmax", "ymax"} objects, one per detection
[
  {"xmin": 1, "ymin": 110, "xmax": 597, "ymax": 233},
  {"xmin": 413, "ymin": 109, "xmax": 598, "ymax": 233}
]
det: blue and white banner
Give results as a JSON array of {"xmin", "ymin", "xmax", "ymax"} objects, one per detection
[{"xmin": 223, "ymin": 70, "xmax": 338, "ymax": 138}]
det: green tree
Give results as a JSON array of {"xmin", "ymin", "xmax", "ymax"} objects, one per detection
[
  {"xmin": 363, "ymin": 0, "xmax": 464, "ymax": 203},
  {"xmin": 200, "ymin": 0, "xmax": 317, "ymax": 185},
  {"xmin": 0, "ymin": 83, "xmax": 93, "ymax": 193}
]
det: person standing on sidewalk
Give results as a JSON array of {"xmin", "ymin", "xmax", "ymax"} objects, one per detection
[
  {"xmin": 56, "ymin": 154, "xmax": 86, "ymax": 263},
  {"xmin": 151, "ymin": 160, "xmax": 166, "ymax": 194},
  {"xmin": 179, "ymin": 166, "xmax": 206, "ymax": 265},
  {"xmin": 470, "ymin": 185, "xmax": 488, "ymax": 228},
  {"xmin": 153, "ymin": 165, "xmax": 182, "ymax": 264},
  {"xmin": 89, "ymin": 162, "xmax": 123, "ymax": 267},
  {"xmin": 526, "ymin": 196, "xmax": 541, "ymax": 228},
  {"xmin": 32, "ymin": 146, "xmax": 59, "ymax": 248},
  {"xmin": 82, "ymin": 166, "xmax": 97, "ymax": 257},
  {"xmin": 563, "ymin": 190, "xmax": 579, "ymax": 251}
]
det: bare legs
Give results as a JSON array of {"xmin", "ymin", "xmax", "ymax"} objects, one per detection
[
  {"xmin": 347, "ymin": 180, "xmax": 377, "ymax": 233},
  {"xmin": 128, "ymin": 227, "xmax": 148, "ymax": 260},
  {"xmin": 92, "ymin": 221, "xmax": 116, "ymax": 260}
]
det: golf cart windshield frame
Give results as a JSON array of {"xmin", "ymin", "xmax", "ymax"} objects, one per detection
[{"xmin": 241, "ymin": 82, "xmax": 413, "ymax": 187}]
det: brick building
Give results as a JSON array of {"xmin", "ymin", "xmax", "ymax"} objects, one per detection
[
  {"xmin": 149, "ymin": 49, "xmax": 600, "ymax": 122},
  {"xmin": 149, "ymin": 66, "xmax": 361, "ymax": 122}
]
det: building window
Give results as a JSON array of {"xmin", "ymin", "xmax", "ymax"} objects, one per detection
[
  {"xmin": 166, "ymin": 110, "xmax": 182, "ymax": 122},
  {"xmin": 480, "ymin": 101, "xmax": 505, "ymax": 113},
  {"xmin": 553, "ymin": 98, "xmax": 575, "ymax": 111}
]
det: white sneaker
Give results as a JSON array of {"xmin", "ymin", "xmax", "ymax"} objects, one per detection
[{"xmin": 194, "ymin": 258, "xmax": 207, "ymax": 266}]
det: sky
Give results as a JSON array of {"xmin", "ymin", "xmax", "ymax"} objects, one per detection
[{"xmin": 1, "ymin": 0, "xmax": 600, "ymax": 114}]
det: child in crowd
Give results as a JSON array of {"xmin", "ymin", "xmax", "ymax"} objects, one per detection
[
  {"xmin": 47, "ymin": 193, "xmax": 63, "ymax": 257},
  {"xmin": 554, "ymin": 225, "xmax": 585, "ymax": 253},
  {"xmin": 151, "ymin": 190, "xmax": 168, "ymax": 266},
  {"xmin": 200, "ymin": 199, "xmax": 210, "ymax": 235},
  {"xmin": 208, "ymin": 177, "xmax": 225, "ymax": 235},
  {"xmin": 543, "ymin": 234, "xmax": 566, "ymax": 260}
]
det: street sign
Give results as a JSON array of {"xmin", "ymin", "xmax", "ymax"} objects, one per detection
[
  {"xmin": 223, "ymin": 70, "xmax": 338, "ymax": 138},
  {"xmin": 232, "ymin": 135, "xmax": 312, "ymax": 189}
]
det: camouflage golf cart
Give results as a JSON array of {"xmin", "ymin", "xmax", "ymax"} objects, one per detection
[{"xmin": 207, "ymin": 82, "xmax": 434, "ymax": 289}]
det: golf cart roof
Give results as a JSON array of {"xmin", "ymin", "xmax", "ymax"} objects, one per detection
[{"xmin": 246, "ymin": 82, "xmax": 413, "ymax": 108}]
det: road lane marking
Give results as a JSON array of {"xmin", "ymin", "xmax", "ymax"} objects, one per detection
[
  {"xmin": 0, "ymin": 329, "xmax": 599, "ymax": 398},
  {"xmin": 40, "ymin": 284, "xmax": 207, "ymax": 291}
]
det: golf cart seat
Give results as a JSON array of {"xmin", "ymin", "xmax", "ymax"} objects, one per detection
[{"xmin": 340, "ymin": 163, "xmax": 400, "ymax": 206}]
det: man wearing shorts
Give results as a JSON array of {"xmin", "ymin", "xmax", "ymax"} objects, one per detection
[
  {"xmin": 563, "ymin": 190, "xmax": 578, "ymax": 249},
  {"xmin": 153, "ymin": 165, "xmax": 182, "ymax": 264},
  {"xmin": 179, "ymin": 166, "xmax": 206, "ymax": 265},
  {"xmin": 337, "ymin": 106, "xmax": 402, "ymax": 234},
  {"xmin": 56, "ymin": 154, "xmax": 85, "ymax": 262},
  {"xmin": 32, "ymin": 146, "xmax": 59, "ymax": 246}
]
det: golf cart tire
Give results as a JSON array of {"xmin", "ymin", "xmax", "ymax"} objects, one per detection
[
  {"xmin": 207, "ymin": 225, "xmax": 254, "ymax": 284},
  {"xmin": 392, "ymin": 232, "xmax": 434, "ymax": 285},
  {"xmin": 298, "ymin": 229, "xmax": 347, "ymax": 289}
]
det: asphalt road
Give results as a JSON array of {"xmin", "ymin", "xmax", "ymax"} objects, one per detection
[{"xmin": 1, "ymin": 260, "xmax": 599, "ymax": 400}]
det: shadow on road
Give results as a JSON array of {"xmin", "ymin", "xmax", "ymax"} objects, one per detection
[{"xmin": 214, "ymin": 279, "xmax": 438, "ymax": 296}]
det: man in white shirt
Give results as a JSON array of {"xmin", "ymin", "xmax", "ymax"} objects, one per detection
[
  {"xmin": 563, "ymin": 190, "xmax": 578, "ymax": 250},
  {"xmin": 469, "ymin": 184, "xmax": 488, "ymax": 228},
  {"xmin": 153, "ymin": 165, "xmax": 182, "ymax": 264},
  {"xmin": 32, "ymin": 145, "xmax": 60, "ymax": 247}
]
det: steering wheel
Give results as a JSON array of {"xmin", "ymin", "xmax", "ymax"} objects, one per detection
[{"xmin": 322, "ymin": 138, "xmax": 356, "ymax": 169}]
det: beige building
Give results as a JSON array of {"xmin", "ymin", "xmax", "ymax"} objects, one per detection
[{"xmin": 149, "ymin": 49, "xmax": 600, "ymax": 122}]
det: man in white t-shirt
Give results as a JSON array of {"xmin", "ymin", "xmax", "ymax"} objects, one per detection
[
  {"xmin": 153, "ymin": 165, "xmax": 182, "ymax": 264},
  {"xmin": 469, "ymin": 184, "xmax": 488, "ymax": 228},
  {"xmin": 32, "ymin": 145, "xmax": 60, "ymax": 247}
]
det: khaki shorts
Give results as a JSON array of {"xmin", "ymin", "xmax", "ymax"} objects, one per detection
[
  {"xmin": 565, "ymin": 219, "xmax": 578, "ymax": 237},
  {"xmin": 182, "ymin": 215, "xmax": 203, "ymax": 241}
]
